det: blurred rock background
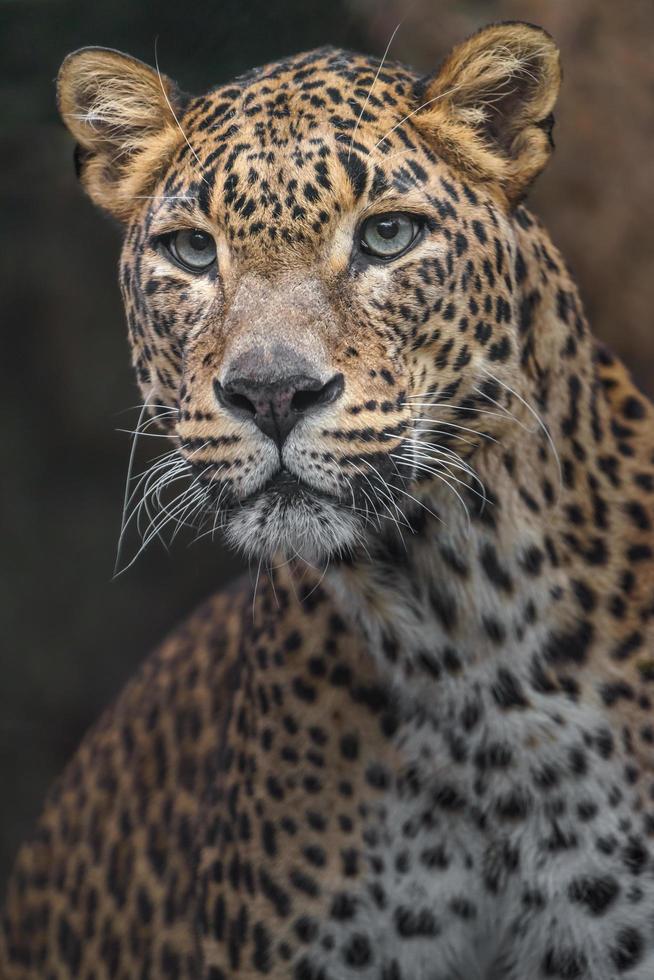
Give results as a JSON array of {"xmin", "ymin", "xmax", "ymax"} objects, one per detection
[{"xmin": 0, "ymin": 0, "xmax": 652, "ymax": 892}]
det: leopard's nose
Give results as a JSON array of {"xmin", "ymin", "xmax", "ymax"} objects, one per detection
[{"xmin": 214, "ymin": 373, "xmax": 344, "ymax": 449}]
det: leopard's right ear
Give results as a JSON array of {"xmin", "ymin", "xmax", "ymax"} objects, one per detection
[{"xmin": 57, "ymin": 47, "xmax": 187, "ymax": 220}]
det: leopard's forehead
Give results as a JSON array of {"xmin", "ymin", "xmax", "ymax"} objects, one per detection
[
  {"xmin": 157, "ymin": 48, "xmax": 442, "ymax": 254},
  {"xmin": 187, "ymin": 47, "xmax": 419, "ymax": 139}
]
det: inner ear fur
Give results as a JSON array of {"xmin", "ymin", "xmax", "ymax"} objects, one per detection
[
  {"xmin": 57, "ymin": 47, "xmax": 187, "ymax": 220},
  {"xmin": 415, "ymin": 22, "xmax": 561, "ymax": 205}
]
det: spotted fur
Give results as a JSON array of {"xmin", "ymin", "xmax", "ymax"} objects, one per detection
[{"xmin": 3, "ymin": 22, "xmax": 654, "ymax": 980}]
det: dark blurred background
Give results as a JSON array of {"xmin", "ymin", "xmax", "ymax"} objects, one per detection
[{"xmin": 1, "ymin": 0, "xmax": 652, "ymax": 893}]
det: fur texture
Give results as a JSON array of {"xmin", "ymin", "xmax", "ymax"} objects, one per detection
[{"xmin": 3, "ymin": 23, "xmax": 654, "ymax": 980}]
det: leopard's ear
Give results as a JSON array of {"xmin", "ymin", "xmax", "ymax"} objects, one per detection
[
  {"xmin": 414, "ymin": 22, "xmax": 561, "ymax": 205},
  {"xmin": 57, "ymin": 47, "xmax": 187, "ymax": 220}
]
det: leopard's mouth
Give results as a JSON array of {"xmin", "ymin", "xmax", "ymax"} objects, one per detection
[
  {"xmin": 221, "ymin": 467, "xmax": 361, "ymax": 562},
  {"xmin": 241, "ymin": 468, "xmax": 339, "ymax": 505}
]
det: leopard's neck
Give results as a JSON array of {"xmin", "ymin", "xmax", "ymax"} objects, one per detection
[{"xmin": 326, "ymin": 214, "xmax": 654, "ymax": 714}]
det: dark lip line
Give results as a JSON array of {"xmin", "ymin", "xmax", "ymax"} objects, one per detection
[{"xmin": 239, "ymin": 468, "xmax": 339, "ymax": 506}]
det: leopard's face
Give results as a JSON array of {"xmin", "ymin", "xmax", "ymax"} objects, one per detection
[
  {"xmin": 59, "ymin": 29, "xmax": 561, "ymax": 561},
  {"xmin": 120, "ymin": 54, "xmax": 522, "ymax": 563}
]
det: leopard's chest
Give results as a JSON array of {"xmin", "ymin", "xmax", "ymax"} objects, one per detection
[{"xmin": 290, "ymin": 694, "xmax": 654, "ymax": 980}]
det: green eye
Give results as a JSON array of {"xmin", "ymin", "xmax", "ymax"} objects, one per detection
[
  {"xmin": 167, "ymin": 229, "xmax": 216, "ymax": 272},
  {"xmin": 359, "ymin": 212, "xmax": 421, "ymax": 259}
]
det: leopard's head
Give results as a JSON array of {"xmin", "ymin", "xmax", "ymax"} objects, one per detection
[{"xmin": 58, "ymin": 23, "xmax": 560, "ymax": 563}]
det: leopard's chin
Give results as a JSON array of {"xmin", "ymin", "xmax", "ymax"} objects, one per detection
[{"xmin": 223, "ymin": 481, "xmax": 362, "ymax": 563}]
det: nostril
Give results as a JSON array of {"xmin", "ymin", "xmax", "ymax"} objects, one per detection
[
  {"xmin": 213, "ymin": 380, "xmax": 257, "ymax": 418},
  {"xmin": 291, "ymin": 387, "xmax": 321, "ymax": 413},
  {"xmin": 291, "ymin": 373, "xmax": 344, "ymax": 414},
  {"xmin": 225, "ymin": 390, "xmax": 257, "ymax": 415}
]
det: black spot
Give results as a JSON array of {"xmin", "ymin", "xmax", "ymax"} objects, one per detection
[
  {"xmin": 330, "ymin": 892, "xmax": 357, "ymax": 921},
  {"xmin": 252, "ymin": 921, "xmax": 272, "ymax": 972},
  {"xmin": 521, "ymin": 545, "xmax": 545, "ymax": 575},
  {"xmin": 622, "ymin": 396, "xmax": 646, "ymax": 419},
  {"xmin": 341, "ymin": 847, "xmax": 359, "ymax": 876},
  {"xmin": 259, "ymin": 869, "xmax": 290, "ymax": 917},
  {"xmin": 432, "ymin": 783, "xmax": 466, "ymax": 811},
  {"xmin": 365, "ymin": 763, "xmax": 390, "ymax": 790},
  {"xmin": 289, "ymin": 868, "xmax": 319, "ymax": 898},
  {"xmin": 57, "ymin": 915, "xmax": 82, "ymax": 974},
  {"xmin": 627, "ymin": 544, "xmax": 652, "ymax": 562},
  {"xmin": 303, "ymin": 845, "xmax": 327, "ymax": 868},
  {"xmin": 611, "ymin": 631, "xmax": 643, "ymax": 661},
  {"xmin": 495, "ymin": 787, "xmax": 532, "ymax": 820},
  {"xmin": 622, "ymin": 835, "xmax": 648, "ymax": 875},
  {"xmin": 338, "ymin": 150, "xmax": 367, "ymax": 201},
  {"xmin": 292, "ymin": 676, "xmax": 316, "ymax": 702},
  {"xmin": 343, "ymin": 933, "xmax": 372, "ymax": 968},
  {"xmin": 394, "ymin": 906, "xmax": 439, "ymax": 938},
  {"xmin": 600, "ymin": 680, "xmax": 635, "ymax": 707},
  {"xmin": 294, "ymin": 916, "xmax": 318, "ymax": 943},
  {"xmin": 472, "ymin": 220, "xmax": 487, "ymax": 244},
  {"xmin": 568, "ymin": 875, "xmax": 619, "ymax": 915},
  {"xmin": 449, "ymin": 897, "xmax": 477, "ymax": 920},
  {"xmin": 339, "ymin": 733, "xmax": 359, "ymax": 760},
  {"xmin": 480, "ymin": 543, "xmax": 513, "ymax": 592},
  {"xmin": 609, "ymin": 927, "xmax": 643, "ymax": 972},
  {"xmin": 491, "ymin": 667, "xmax": 528, "ymax": 709},
  {"xmin": 542, "ymin": 947, "xmax": 587, "ymax": 978},
  {"xmin": 542, "ymin": 621, "xmax": 594, "ymax": 666},
  {"xmin": 571, "ymin": 580, "xmax": 596, "ymax": 612},
  {"xmin": 261, "ymin": 821, "xmax": 277, "ymax": 857}
]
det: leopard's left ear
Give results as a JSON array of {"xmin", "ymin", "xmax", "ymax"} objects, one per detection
[{"xmin": 414, "ymin": 22, "xmax": 561, "ymax": 205}]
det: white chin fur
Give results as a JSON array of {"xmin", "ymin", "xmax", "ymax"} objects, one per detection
[{"xmin": 224, "ymin": 493, "xmax": 363, "ymax": 563}]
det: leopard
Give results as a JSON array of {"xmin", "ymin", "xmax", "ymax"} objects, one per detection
[{"xmin": 3, "ymin": 20, "xmax": 654, "ymax": 979}]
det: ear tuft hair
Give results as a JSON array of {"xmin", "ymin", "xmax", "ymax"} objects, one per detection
[
  {"xmin": 57, "ymin": 47, "xmax": 187, "ymax": 219},
  {"xmin": 414, "ymin": 22, "xmax": 561, "ymax": 204}
]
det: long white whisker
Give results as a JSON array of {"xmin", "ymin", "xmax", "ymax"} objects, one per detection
[
  {"xmin": 347, "ymin": 462, "xmax": 383, "ymax": 532},
  {"xmin": 471, "ymin": 385, "xmax": 534, "ymax": 434},
  {"xmin": 359, "ymin": 459, "xmax": 413, "ymax": 547},
  {"xmin": 393, "ymin": 454, "xmax": 487, "ymax": 508},
  {"xmin": 410, "ymin": 419, "xmax": 499, "ymax": 445},
  {"xmin": 348, "ymin": 17, "xmax": 404, "ymax": 161},
  {"xmin": 391, "ymin": 483, "xmax": 446, "ymax": 527},
  {"xmin": 479, "ymin": 367, "xmax": 563, "ymax": 489},
  {"xmin": 115, "ymin": 394, "xmax": 151, "ymax": 574},
  {"xmin": 153, "ymin": 37, "xmax": 211, "ymax": 188},
  {"xmin": 372, "ymin": 78, "xmax": 468, "ymax": 151},
  {"xmin": 358, "ymin": 459, "xmax": 413, "ymax": 538}
]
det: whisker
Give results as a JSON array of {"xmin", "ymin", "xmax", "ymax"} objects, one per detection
[
  {"xmin": 153, "ymin": 37, "xmax": 211, "ymax": 188},
  {"xmin": 358, "ymin": 459, "xmax": 413, "ymax": 542},
  {"xmin": 252, "ymin": 555, "xmax": 264, "ymax": 623},
  {"xmin": 371, "ymin": 78, "xmax": 469, "ymax": 152},
  {"xmin": 479, "ymin": 367, "xmax": 563, "ymax": 489},
  {"xmin": 393, "ymin": 454, "xmax": 487, "ymax": 508},
  {"xmin": 408, "ymin": 406, "xmax": 512, "ymax": 423},
  {"xmin": 471, "ymin": 385, "xmax": 534, "ymax": 434},
  {"xmin": 301, "ymin": 554, "xmax": 332, "ymax": 602},
  {"xmin": 413, "ymin": 420, "xmax": 499, "ymax": 445},
  {"xmin": 391, "ymin": 483, "xmax": 446, "ymax": 528},
  {"xmin": 348, "ymin": 16, "xmax": 404, "ymax": 161},
  {"xmin": 397, "ymin": 453, "xmax": 472, "ymax": 531},
  {"xmin": 115, "ymin": 428, "xmax": 178, "ymax": 439},
  {"xmin": 115, "ymin": 403, "xmax": 178, "ymax": 416},
  {"xmin": 390, "ymin": 433, "xmax": 487, "ymax": 494},
  {"xmin": 347, "ymin": 462, "xmax": 383, "ymax": 532},
  {"xmin": 129, "ymin": 195, "xmax": 198, "ymax": 201},
  {"xmin": 115, "ymin": 394, "xmax": 151, "ymax": 575}
]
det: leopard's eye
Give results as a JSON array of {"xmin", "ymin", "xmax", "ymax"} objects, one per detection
[
  {"xmin": 166, "ymin": 229, "xmax": 216, "ymax": 272},
  {"xmin": 359, "ymin": 212, "xmax": 421, "ymax": 260}
]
